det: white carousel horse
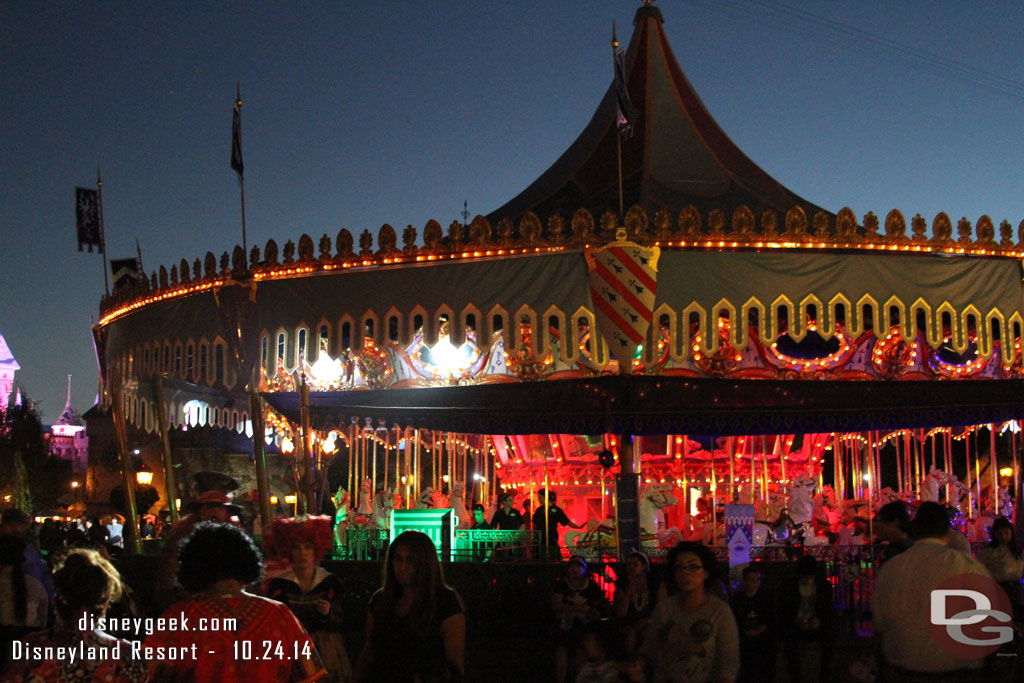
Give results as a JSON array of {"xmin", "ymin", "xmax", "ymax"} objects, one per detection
[
  {"xmin": 369, "ymin": 488, "xmax": 398, "ymax": 529},
  {"xmin": 998, "ymin": 486, "xmax": 1014, "ymax": 518},
  {"xmin": 356, "ymin": 478, "xmax": 374, "ymax": 517},
  {"xmin": 414, "ymin": 487, "xmax": 435, "ymax": 509},
  {"xmin": 787, "ymin": 473, "xmax": 817, "ymax": 525},
  {"xmin": 638, "ymin": 482, "xmax": 679, "ymax": 534},
  {"xmin": 332, "ymin": 486, "xmax": 351, "ymax": 546},
  {"xmin": 921, "ymin": 467, "xmax": 949, "ymax": 502},
  {"xmin": 450, "ymin": 482, "xmax": 472, "ymax": 528}
]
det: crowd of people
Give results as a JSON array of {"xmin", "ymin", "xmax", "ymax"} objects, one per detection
[{"xmin": 0, "ymin": 477, "xmax": 1022, "ymax": 682}]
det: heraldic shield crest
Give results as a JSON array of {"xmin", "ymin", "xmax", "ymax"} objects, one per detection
[{"xmin": 585, "ymin": 228, "xmax": 660, "ymax": 371}]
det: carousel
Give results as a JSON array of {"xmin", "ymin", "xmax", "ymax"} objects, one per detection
[{"xmin": 94, "ymin": 1, "xmax": 1024, "ymax": 562}]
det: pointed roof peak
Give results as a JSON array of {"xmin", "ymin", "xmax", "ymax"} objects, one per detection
[
  {"xmin": 489, "ymin": 3, "xmax": 827, "ymax": 224},
  {"xmin": 55, "ymin": 374, "xmax": 82, "ymax": 426},
  {"xmin": 0, "ymin": 331, "xmax": 19, "ymax": 370}
]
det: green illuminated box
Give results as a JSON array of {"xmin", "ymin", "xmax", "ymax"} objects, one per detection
[{"xmin": 390, "ymin": 509, "xmax": 455, "ymax": 560}]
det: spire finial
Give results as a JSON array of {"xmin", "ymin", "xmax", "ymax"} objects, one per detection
[
  {"xmin": 66, "ymin": 374, "xmax": 72, "ymax": 406},
  {"xmin": 611, "ymin": 20, "xmax": 618, "ymax": 50},
  {"xmin": 236, "ymin": 82, "xmax": 242, "ymax": 109}
]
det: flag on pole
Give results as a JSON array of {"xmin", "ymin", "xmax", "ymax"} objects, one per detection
[
  {"xmin": 76, "ymin": 187, "xmax": 102, "ymax": 252},
  {"xmin": 231, "ymin": 97, "xmax": 244, "ymax": 179},
  {"xmin": 612, "ymin": 23, "xmax": 636, "ymax": 138}
]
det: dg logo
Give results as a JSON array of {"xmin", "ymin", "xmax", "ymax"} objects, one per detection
[{"xmin": 929, "ymin": 573, "xmax": 1014, "ymax": 658}]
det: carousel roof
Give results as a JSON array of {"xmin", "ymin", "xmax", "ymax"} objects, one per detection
[
  {"xmin": 489, "ymin": 3, "xmax": 828, "ymax": 224},
  {"xmin": 94, "ymin": 3, "xmax": 1024, "ymax": 439}
]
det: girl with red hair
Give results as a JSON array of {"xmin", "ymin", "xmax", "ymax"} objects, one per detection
[{"xmin": 268, "ymin": 516, "xmax": 351, "ymax": 683}]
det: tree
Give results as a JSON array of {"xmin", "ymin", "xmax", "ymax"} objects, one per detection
[{"xmin": 0, "ymin": 402, "xmax": 73, "ymax": 514}]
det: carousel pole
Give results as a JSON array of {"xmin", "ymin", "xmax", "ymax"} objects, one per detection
[
  {"xmin": 760, "ymin": 435, "xmax": 769, "ymax": 508},
  {"xmin": 727, "ymin": 436, "xmax": 736, "ymax": 503},
  {"xmin": 615, "ymin": 433, "xmax": 641, "ymax": 559},
  {"xmin": 371, "ymin": 426, "xmax": 378, "ymax": 500},
  {"xmin": 152, "ymin": 376, "xmax": 180, "ymax": 524},
  {"xmin": 990, "ymin": 424, "xmax": 998, "ymax": 515},
  {"xmin": 414, "ymin": 428, "xmax": 421, "ymax": 503},
  {"xmin": 964, "ymin": 431, "xmax": 972, "ymax": 514},
  {"xmin": 897, "ymin": 436, "xmax": 905, "ymax": 499},
  {"xmin": 1014, "ymin": 428, "xmax": 1020, "ymax": 504},
  {"xmin": 778, "ymin": 435, "xmax": 787, "ymax": 485},
  {"xmin": 710, "ymin": 452, "xmax": 717, "ymax": 544},
  {"xmin": 111, "ymin": 386, "xmax": 142, "ymax": 555},
  {"xmin": 347, "ymin": 419, "xmax": 355, "ymax": 509},
  {"xmin": 974, "ymin": 431, "xmax": 982, "ymax": 514},
  {"xmin": 383, "ymin": 424, "xmax": 390, "ymax": 493}
]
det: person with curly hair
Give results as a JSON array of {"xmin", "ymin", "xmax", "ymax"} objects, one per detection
[
  {"xmin": 640, "ymin": 541, "xmax": 740, "ymax": 683},
  {"xmin": 1, "ymin": 547, "xmax": 146, "ymax": 682},
  {"xmin": 354, "ymin": 530, "xmax": 464, "ymax": 682},
  {"xmin": 144, "ymin": 522, "xmax": 325, "ymax": 682},
  {"xmin": 268, "ymin": 516, "xmax": 351, "ymax": 682}
]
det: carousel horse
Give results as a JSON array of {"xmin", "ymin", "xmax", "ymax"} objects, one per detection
[
  {"xmin": 638, "ymin": 482, "xmax": 681, "ymax": 547},
  {"xmin": 414, "ymin": 488, "xmax": 435, "ymax": 509},
  {"xmin": 566, "ymin": 518, "xmax": 617, "ymax": 550},
  {"xmin": 449, "ymin": 482, "xmax": 472, "ymax": 528},
  {"xmin": 332, "ymin": 486, "xmax": 352, "ymax": 546},
  {"xmin": 638, "ymin": 482, "xmax": 679, "ymax": 534},
  {"xmin": 921, "ymin": 467, "xmax": 949, "ymax": 503},
  {"xmin": 875, "ymin": 487, "xmax": 901, "ymax": 509},
  {"xmin": 368, "ymin": 488, "xmax": 398, "ymax": 529},
  {"xmin": 998, "ymin": 486, "xmax": 1014, "ymax": 518},
  {"xmin": 356, "ymin": 478, "xmax": 374, "ymax": 518},
  {"xmin": 813, "ymin": 485, "xmax": 840, "ymax": 533},
  {"xmin": 787, "ymin": 473, "xmax": 817, "ymax": 525}
]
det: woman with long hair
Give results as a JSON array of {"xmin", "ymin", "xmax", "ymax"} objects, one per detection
[
  {"xmin": 614, "ymin": 550, "xmax": 659, "ymax": 656},
  {"xmin": 355, "ymin": 530, "xmax": 465, "ymax": 682},
  {"xmin": 268, "ymin": 516, "xmax": 352, "ymax": 682},
  {"xmin": 640, "ymin": 541, "xmax": 740, "ymax": 683},
  {"xmin": 144, "ymin": 522, "xmax": 325, "ymax": 682},
  {"xmin": 977, "ymin": 516, "xmax": 1024, "ymax": 620},
  {"xmin": 0, "ymin": 534, "xmax": 48, "ymax": 668},
  {"xmin": 1, "ymin": 547, "xmax": 146, "ymax": 682}
]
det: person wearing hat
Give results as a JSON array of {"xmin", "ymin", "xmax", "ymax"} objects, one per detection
[{"xmin": 154, "ymin": 471, "xmax": 245, "ymax": 612}]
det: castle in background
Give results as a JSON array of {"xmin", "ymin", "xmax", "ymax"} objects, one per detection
[
  {"xmin": 0, "ymin": 330, "xmax": 89, "ymax": 487},
  {"xmin": 0, "ymin": 331, "xmax": 18, "ymax": 411}
]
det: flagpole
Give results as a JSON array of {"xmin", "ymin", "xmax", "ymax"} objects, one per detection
[
  {"xmin": 233, "ymin": 83, "xmax": 248, "ymax": 258},
  {"xmin": 97, "ymin": 170, "xmax": 110, "ymax": 295},
  {"xmin": 613, "ymin": 23, "xmax": 624, "ymax": 220}
]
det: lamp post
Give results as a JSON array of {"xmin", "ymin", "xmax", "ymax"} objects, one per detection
[{"xmin": 135, "ymin": 463, "xmax": 153, "ymax": 487}]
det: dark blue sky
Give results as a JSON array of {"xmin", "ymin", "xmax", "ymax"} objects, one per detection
[{"xmin": 2, "ymin": 1, "xmax": 1023, "ymax": 421}]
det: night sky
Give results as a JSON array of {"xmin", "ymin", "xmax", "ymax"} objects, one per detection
[{"xmin": 2, "ymin": 1, "xmax": 1023, "ymax": 422}]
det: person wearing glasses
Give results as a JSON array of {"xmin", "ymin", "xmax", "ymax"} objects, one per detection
[{"xmin": 640, "ymin": 542, "xmax": 739, "ymax": 683}]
